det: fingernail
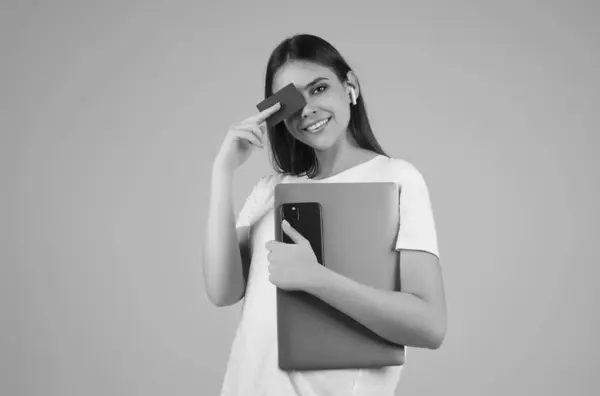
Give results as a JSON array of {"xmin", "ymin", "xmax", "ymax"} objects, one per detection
[{"xmin": 282, "ymin": 219, "xmax": 289, "ymax": 226}]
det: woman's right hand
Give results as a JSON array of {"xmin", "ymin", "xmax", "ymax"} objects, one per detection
[{"xmin": 213, "ymin": 102, "xmax": 281, "ymax": 174}]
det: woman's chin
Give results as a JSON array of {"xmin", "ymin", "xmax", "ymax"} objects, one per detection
[
  {"xmin": 296, "ymin": 127, "xmax": 342, "ymax": 152},
  {"xmin": 304, "ymin": 137, "xmax": 337, "ymax": 152}
]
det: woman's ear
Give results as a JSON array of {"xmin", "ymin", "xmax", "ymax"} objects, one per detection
[{"xmin": 345, "ymin": 71, "xmax": 360, "ymax": 103}]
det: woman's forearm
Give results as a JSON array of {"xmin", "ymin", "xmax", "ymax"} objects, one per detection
[
  {"xmin": 201, "ymin": 166, "xmax": 246, "ymax": 307},
  {"xmin": 306, "ymin": 266, "xmax": 444, "ymax": 349}
]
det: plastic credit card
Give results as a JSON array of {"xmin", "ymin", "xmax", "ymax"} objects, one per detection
[{"xmin": 256, "ymin": 83, "xmax": 307, "ymax": 128}]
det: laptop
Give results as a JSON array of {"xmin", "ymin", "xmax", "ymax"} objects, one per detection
[{"xmin": 273, "ymin": 182, "xmax": 405, "ymax": 371}]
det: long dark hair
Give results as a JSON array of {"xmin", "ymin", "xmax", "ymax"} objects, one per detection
[{"xmin": 263, "ymin": 34, "xmax": 388, "ymax": 178}]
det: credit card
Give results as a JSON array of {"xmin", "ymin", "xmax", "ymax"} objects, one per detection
[{"xmin": 256, "ymin": 83, "xmax": 307, "ymax": 128}]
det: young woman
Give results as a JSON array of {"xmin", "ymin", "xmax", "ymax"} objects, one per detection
[{"xmin": 203, "ymin": 34, "xmax": 447, "ymax": 396}]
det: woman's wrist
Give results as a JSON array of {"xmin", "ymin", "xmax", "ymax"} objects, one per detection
[
  {"xmin": 304, "ymin": 264, "xmax": 336, "ymax": 295},
  {"xmin": 211, "ymin": 159, "xmax": 234, "ymax": 181}
]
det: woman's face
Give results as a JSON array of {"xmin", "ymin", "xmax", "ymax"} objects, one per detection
[{"xmin": 272, "ymin": 61, "xmax": 354, "ymax": 153}]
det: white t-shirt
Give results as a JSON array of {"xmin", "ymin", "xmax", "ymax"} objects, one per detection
[{"xmin": 220, "ymin": 154, "xmax": 439, "ymax": 396}]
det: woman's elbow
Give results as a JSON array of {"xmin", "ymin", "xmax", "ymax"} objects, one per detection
[
  {"xmin": 426, "ymin": 319, "xmax": 447, "ymax": 350},
  {"xmin": 427, "ymin": 331, "xmax": 445, "ymax": 350},
  {"xmin": 205, "ymin": 289, "xmax": 243, "ymax": 307}
]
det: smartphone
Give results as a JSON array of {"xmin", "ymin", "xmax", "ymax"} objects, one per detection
[
  {"xmin": 256, "ymin": 83, "xmax": 307, "ymax": 128},
  {"xmin": 278, "ymin": 202, "xmax": 324, "ymax": 265}
]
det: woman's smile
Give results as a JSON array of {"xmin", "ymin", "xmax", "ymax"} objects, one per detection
[{"xmin": 302, "ymin": 116, "xmax": 332, "ymax": 133}]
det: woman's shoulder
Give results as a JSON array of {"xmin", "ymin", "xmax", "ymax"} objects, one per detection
[{"xmin": 374, "ymin": 154, "xmax": 426, "ymax": 181}]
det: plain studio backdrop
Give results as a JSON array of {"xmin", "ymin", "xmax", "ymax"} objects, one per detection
[{"xmin": 2, "ymin": 1, "xmax": 598, "ymax": 395}]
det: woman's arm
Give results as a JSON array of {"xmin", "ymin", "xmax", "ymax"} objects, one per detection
[
  {"xmin": 305, "ymin": 249, "xmax": 447, "ymax": 349},
  {"xmin": 201, "ymin": 165, "xmax": 248, "ymax": 307}
]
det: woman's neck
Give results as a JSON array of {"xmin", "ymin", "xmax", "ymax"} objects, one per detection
[{"xmin": 312, "ymin": 146, "xmax": 378, "ymax": 180}]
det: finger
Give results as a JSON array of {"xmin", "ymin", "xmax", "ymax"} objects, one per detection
[
  {"xmin": 250, "ymin": 102, "xmax": 281, "ymax": 124},
  {"xmin": 257, "ymin": 122, "xmax": 267, "ymax": 138},
  {"xmin": 281, "ymin": 220, "xmax": 306, "ymax": 244},
  {"xmin": 237, "ymin": 123, "xmax": 265, "ymax": 147},
  {"xmin": 250, "ymin": 124, "xmax": 266, "ymax": 147},
  {"xmin": 265, "ymin": 240, "xmax": 285, "ymax": 251},
  {"xmin": 232, "ymin": 129, "xmax": 262, "ymax": 148}
]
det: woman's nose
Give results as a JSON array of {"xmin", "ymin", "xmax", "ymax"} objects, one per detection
[{"xmin": 301, "ymin": 104, "xmax": 317, "ymax": 118}]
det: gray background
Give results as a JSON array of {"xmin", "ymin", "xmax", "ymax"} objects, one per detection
[{"xmin": 2, "ymin": 1, "xmax": 599, "ymax": 395}]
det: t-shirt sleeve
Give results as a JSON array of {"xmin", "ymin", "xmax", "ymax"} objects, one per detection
[
  {"xmin": 395, "ymin": 165, "xmax": 440, "ymax": 258},
  {"xmin": 235, "ymin": 175, "xmax": 274, "ymax": 229}
]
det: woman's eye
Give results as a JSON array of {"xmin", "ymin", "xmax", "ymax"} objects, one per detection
[{"xmin": 312, "ymin": 85, "xmax": 327, "ymax": 95}]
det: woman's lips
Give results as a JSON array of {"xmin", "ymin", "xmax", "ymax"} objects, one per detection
[{"xmin": 302, "ymin": 117, "xmax": 331, "ymax": 133}]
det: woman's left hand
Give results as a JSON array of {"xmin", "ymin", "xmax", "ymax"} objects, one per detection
[{"xmin": 265, "ymin": 220, "xmax": 327, "ymax": 291}]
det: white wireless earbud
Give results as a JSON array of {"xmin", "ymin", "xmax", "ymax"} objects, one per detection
[{"xmin": 349, "ymin": 87, "xmax": 357, "ymax": 105}]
